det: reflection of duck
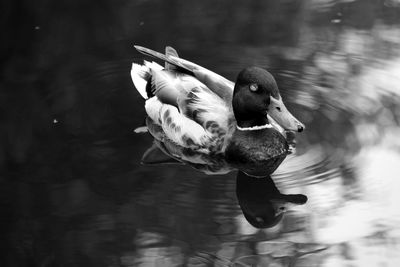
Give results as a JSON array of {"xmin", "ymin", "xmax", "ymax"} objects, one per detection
[
  {"xmin": 236, "ymin": 171, "xmax": 307, "ymax": 228},
  {"xmin": 131, "ymin": 46, "xmax": 304, "ymax": 176},
  {"xmin": 141, "ymin": 143, "xmax": 308, "ymax": 228}
]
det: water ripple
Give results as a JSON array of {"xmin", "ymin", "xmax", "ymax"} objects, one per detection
[{"xmin": 273, "ymin": 145, "xmax": 345, "ymax": 188}]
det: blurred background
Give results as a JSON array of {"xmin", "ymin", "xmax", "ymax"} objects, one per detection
[{"xmin": 1, "ymin": 0, "xmax": 400, "ymax": 266}]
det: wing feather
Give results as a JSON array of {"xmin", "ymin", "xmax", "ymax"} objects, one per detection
[
  {"xmin": 145, "ymin": 97, "xmax": 213, "ymax": 149},
  {"xmin": 134, "ymin": 45, "xmax": 235, "ymax": 103},
  {"xmin": 179, "ymin": 87, "xmax": 233, "ymax": 133},
  {"xmin": 134, "ymin": 45, "xmax": 238, "ymax": 153},
  {"xmin": 169, "ymin": 56, "xmax": 234, "ymax": 103},
  {"xmin": 130, "ymin": 63, "xmax": 150, "ymax": 99},
  {"xmin": 150, "ymin": 70, "xmax": 197, "ymax": 107},
  {"xmin": 192, "ymin": 68, "xmax": 234, "ymax": 104}
]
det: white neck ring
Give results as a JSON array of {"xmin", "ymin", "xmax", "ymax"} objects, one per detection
[{"xmin": 236, "ymin": 123, "xmax": 273, "ymax": 131}]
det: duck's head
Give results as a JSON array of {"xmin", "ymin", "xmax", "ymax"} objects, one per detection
[{"xmin": 232, "ymin": 67, "xmax": 305, "ymax": 132}]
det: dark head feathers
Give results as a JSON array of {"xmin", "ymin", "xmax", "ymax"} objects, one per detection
[{"xmin": 235, "ymin": 67, "xmax": 279, "ymax": 98}]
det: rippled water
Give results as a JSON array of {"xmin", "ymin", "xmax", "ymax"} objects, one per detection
[{"xmin": 2, "ymin": 0, "xmax": 400, "ymax": 266}]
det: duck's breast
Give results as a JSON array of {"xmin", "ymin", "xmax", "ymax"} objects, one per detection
[{"xmin": 225, "ymin": 129, "xmax": 289, "ymax": 176}]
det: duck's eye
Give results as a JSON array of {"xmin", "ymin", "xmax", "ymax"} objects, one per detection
[
  {"xmin": 276, "ymin": 107, "xmax": 281, "ymax": 112},
  {"xmin": 249, "ymin": 84, "xmax": 258, "ymax": 92},
  {"xmin": 279, "ymin": 207, "xmax": 286, "ymax": 211}
]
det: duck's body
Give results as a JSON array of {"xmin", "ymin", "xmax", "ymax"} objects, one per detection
[{"xmin": 131, "ymin": 46, "xmax": 304, "ymax": 176}]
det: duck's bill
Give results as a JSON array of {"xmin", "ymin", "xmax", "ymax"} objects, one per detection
[
  {"xmin": 268, "ymin": 96, "xmax": 305, "ymax": 132},
  {"xmin": 271, "ymin": 194, "xmax": 308, "ymax": 216}
]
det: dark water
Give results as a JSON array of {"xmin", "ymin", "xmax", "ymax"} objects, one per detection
[{"xmin": 2, "ymin": 0, "xmax": 400, "ymax": 266}]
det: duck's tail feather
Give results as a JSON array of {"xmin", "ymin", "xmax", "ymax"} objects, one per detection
[
  {"xmin": 166, "ymin": 46, "xmax": 179, "ymax": 57},
  {"xmin": 165, "ymin": 46, "xmax": 179, "ymax": 70},
  {"xmin": 143, "ymin": 60, "xmax": 164, "ymax": 71},
  {"xmin": 134, "ymin": 45, "xmax": 193, "ymax": 74},
  {"xmin": 131, "ymin": 63, "xmax": 151, "ymax": 99},
  {"xmin": 142, "ymin": 60, "xmax": 164, "ymax": 98},
  {"xmin": 131, "ymin": 60, "xmax": 164, "ymax": 99}
]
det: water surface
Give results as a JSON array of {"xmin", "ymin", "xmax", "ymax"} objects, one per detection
[{"xmin": 2, "ymin": 0, "xmax": 400, "ymax": 266}]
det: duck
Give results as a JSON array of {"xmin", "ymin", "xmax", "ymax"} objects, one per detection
[{"xmin": 131, "ymin": 45, "xmax": 305, "ymax": 177}]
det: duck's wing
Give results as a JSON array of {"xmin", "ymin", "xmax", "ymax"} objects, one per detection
[
  {"xmin": 136, "ymin": 49, "xmax": 234, "ymax": 131},
  {"xmin": 145, "ymin": 97, "xmax": 213, "ymax": 151},
  {"xmin": 134, "ymin": 45, "xmax": 234, "ymax": 104},
  {"xmin": 169, "ymin": 55, "xmax": 234, "ymax": 104},
  {"xmin": 134, "ymin": 46, "xmax": 236, "ymax": 153},
  {"xmin": 145, "ymin": 73, "xmax": 234, "ymax": 153},
  {"xmin": 148, "ymin": 67, "xmax": 211, "ymax": 108},
  {"xmin": 132, "ymin": 57, "xmax": 209, "ymax": 108},
  {"xmin": 178, "ymin": 86, "xmax": 235, "ymax": 145}
]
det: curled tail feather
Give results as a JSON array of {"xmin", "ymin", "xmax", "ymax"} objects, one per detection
[
  {"xmin": 131, "ymin": 63, "xmax": 151, "ymax": 99},
  {"xmin": 131, "ymin": 60, "xmax": 164, "ymax": 99}
]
